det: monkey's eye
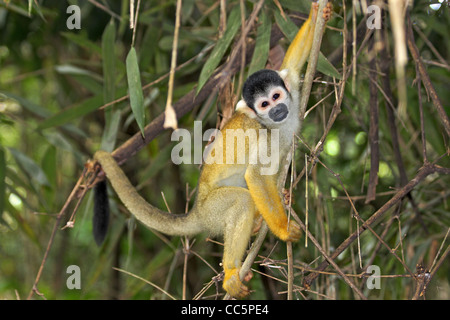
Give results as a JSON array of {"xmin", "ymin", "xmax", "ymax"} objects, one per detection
[
  {"xmin": 272, "ymin": 93, "xmax": 280, "ymax": 101},
  {"xmin": 261, "ymin": 101, "xmax": 269, "ymax": 108}
]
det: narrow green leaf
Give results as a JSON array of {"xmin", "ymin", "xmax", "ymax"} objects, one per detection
[
  {"xmin": 8, "ymin": 148, "xmax": 50, "ymax": 187},
  {"xmin": 274, "ymin": 9, "xmax": 298, "ymax": 42},
  {"xmin": 248, "ymin": 11, "xmax": 271, "ymax": 76},
  {"xmin": 197, "ymin": 6, "xmax": 241, "ymax": 93},
  {"xmin": 0, "ymin": 147, "xmax": 6, "ymax": 224},
  {"xmin": 61, "ymin": 32, "xmax": 102, "ymax": 54},
  {"xmin": 55, "ymin": 64, "xmax": 103, "ymax": 81},
  {"xmin": 1, "ymin": 92, "xmax": 51, "ymax": 118},
  {"xmin": 126, "ymin": 47, "xmax": 146, "ymax": 136},
  {"xmin": 38, "ymin": 94, "xmax": 104, "ymax": 129},
  {"xmin": 100, "ymin": 110, "xmax": 121, "ymax": 151},
  {"xmin": 102, "ymin": 19, "xmax": 116, "ymax": 104},
  {"xmin": 55, "ymin": 64, "xmax": 103, "ymax": 95},
  {"xmin": 101, "ymin": 19, "xmax": 120, "ymax": 151},
  {"xmin": 41, "ymin": 145, "xmax": 57, "ymax": 204},
  {"xmin": 41, "ymin": 145, "xmax": 57, "ymax": 189},
  {"xmin": 317, "ymin": 52, "xmax": 341, "ymax": 79},
  {"xmin": 277, "ymin": 0, "xmax": 311, "ymax": 13}
]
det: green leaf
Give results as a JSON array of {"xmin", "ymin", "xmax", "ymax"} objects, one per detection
[
  {"xmin": 100, "ymin": 110, "xmax": 121, "ymax": 152},
  {"xmin": 197, "ymin": 6, "xmax": 241, "ymax": 93},
  {"xmin": 248, "ymin": 11, "xmax": 271, "ymax": 76},
  {"xmin": 274, "ymin": 9, "xmax": 298, "ymax": 42},
  {"xmin": 41, "ymin": 145, "xmax": 57, "ymax": 189},
  {"xmin": 1, "ymin": 92, "xmax": 51, "ymax": 118},
  {"xmin": 102, "ymin": 19, "xmax": 116, "ymax": 104},
  {"xmin": 277, "ymin": 0, "xmax": 311, "ymax": 13},
  {"xmin": 126, "ymin": 47, "xmax": 146, "ymax": 136},
  {"xmin": 38, "ymin": 94, "xmax": 104, "ymax": 129},
  {"xmin": 41, "ymin": 145, "xmax": 57, "ymax": 204},
  {"xmin": 0, "ymin": 147, "xmax": 6, "ymax": 225},
  {"xmin": 61, "ymin": 32, "xmax": 102, "ymax": 54},
  {"xmin": 55, "ymin": 64, "xmax": 103, "ymax": 81},
  {"xmin": 317, "ymin": 52, "xmax": 341, "ymax": 79},
  {"xmin": 101, "ymin": 19, "xmax": 120, "ymax": 151},
  {"xmin": 8, "ymin": 148, "xmax": 50, "ymax": 187},
  {"xmin": 55, "ymin": 64, "xmax": 103, "ymax": 95}
]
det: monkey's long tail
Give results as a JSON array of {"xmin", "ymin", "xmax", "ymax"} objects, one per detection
[{"xmin": 93, "ymin": 150, "xmax": 203, "ymax": 238}]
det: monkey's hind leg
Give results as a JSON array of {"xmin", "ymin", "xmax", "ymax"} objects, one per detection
[{"xmin": 204, "ymin": 187, "xmax": 256, "ymax": 298}]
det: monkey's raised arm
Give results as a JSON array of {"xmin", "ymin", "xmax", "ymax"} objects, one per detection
[{"xmin": 280, "ymin": 3, "xmax": 318, "ymax": 88}]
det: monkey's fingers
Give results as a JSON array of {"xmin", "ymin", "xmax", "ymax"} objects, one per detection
[
  {"xmin": 243, "ymin": 270, "xmax": 253, "ymax": 283},
  {"xmin": 312, "ymin": 1, "xmax": 319, "ymax": 21},
  {"xmin": 323, "ymin": 2, "xmax": 333, "ymax": 22},
  {"xmin": 251, "ymin": 215, "xmax": 263, "ymax": 234},
  {"xmin": 223, "ymin": 269, "xmax": 250, "ymax": 298},
  {"xmin": 282, "ymin": 188, "xmax": 294, "ymax": 206},
  {"xmin": 284, "ymin": 220, "xmax": 302, "ymax": 242}
]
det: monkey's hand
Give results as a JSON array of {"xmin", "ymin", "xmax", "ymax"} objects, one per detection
[
  {"xmin": 223, "ymin": 268, "xmax": 250, "ymax": 298},
  {"xmin": 281, "ymin": 220, "xmax": 302, "ymax": 242},
  {"xmin": 323, "ymin": 2, "xmax": 333, "ymax": 22}
]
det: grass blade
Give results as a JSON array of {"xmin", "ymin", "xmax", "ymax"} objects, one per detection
[
  {"xmin": 126, "ymin": 47, "xmax": 146, "ymax": 137},
  {"xmin": 248, "ymin": 11, "xmax": 271, "ymax": 76},
  {"xmin": 197, "ymin": 6, "xmax": 241, "ymax": 93}
]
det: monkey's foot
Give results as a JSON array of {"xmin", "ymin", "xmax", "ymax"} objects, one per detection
[
  {"xmin": 323, "ymin": 2, "xmax": 333, "ymax": 22},
  {"xmin": 312, "ymin": 2, "xmax": 319, "ymax": 21},
  {"xmin": 282, "ymin": 188, "xmax": 294, "ymax": 206},
  {"xmin": 243, "ymin": 270, "xmax": 253, "ymax": 282},
  {"xmin": 252, "ymin": 215, "xmax": 263, "ymax": 234},
  {"xmin": 284, "ymin": 220, "xmax": 302, "ymax": 242},
  {"xmin": 223, "ymin": 268, "xmax": 250, "ymax": 299}
]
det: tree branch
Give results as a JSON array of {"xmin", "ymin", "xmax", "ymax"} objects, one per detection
[
  {"xmin": 406, "ymin": 14, "xmax": 450, "ymax": 139},
  {"xmin": 303, "ymin": 163, "xmax": 450, "ymax": 288}
]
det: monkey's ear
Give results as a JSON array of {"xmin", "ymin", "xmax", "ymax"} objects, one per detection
[
  {"xmin": 278, "ymin": 69, "xmax": 291, "ymax": 93},
  {"xmin": 278, "ymin": 69, "xmax": 288, "ymax": 80},
  {"xmin": 236, "ymin": 99, "xmax": 256, "ymax": 118}
]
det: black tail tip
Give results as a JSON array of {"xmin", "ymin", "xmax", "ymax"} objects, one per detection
[{"xmin": 93, "ymin": 180, "xmax": 110, "ymax": 246}]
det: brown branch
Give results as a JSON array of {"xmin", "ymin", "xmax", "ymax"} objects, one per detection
[
  {"xmin": 112, "ymin": 0, "xmax": 283, "ymax": 166},
  {"xmin": 303, "ymin": 163, "xmax": 450, "ymax": 288},
  {"xmin": 379, "ymin": 24, "xmax": 409, "ymax": 187},
  {"xmin": 406, "ymin": 14, "xmax": 450, "ymax": 139},
  {"xmin": 365, "ymin": 33, "xmax": 379, "ymax": 203},
  {"xmin": 27, "ymin": 167, "xmax": 91, "ymax": 299},
  {"xmin": 290, "ymin": 207, "xmax": 368, "ymax": 300}
]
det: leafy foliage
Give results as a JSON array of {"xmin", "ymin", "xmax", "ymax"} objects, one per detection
[{"xmin": 0, "ymin": 0, "xmax": 448, "ymax": 300}]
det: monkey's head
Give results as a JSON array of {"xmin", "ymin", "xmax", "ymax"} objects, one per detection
[{"xmin": 237, "ymin": 69, "xmax": 293, "ymax": 128}]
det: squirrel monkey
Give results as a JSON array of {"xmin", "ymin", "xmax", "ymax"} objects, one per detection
[{"xmin": 93, "ymin": 2, "xmax": 331, "ymax": 298}]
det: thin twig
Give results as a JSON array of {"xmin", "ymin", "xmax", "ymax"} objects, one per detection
[
  {"xmin": 365, "ymin": 32, "xmax": 379, "ymax": 203},
  {"xmin": 298, "ymin": 0, "xmax": 329, "ymax": 123},
  {"xmin": 163, "ymin": 0, "xmax": 182, "ymax": 130},
  {"xmin": 113, "ymin": 267, "xmax": 177, "ymax": 300},
  {"xmin": 406, "ymin": 14, "xmax": 450, "ymax": 138},
  {"xmin": 27, "ymin": 169, "xmax": 88, "ymax": 299},
  {"xmin": 303, "ymin": 163, "xmax": 450, "ymax": 288},
  {"xmin": 290, "ymin": 207, "xmax": 368, "ymax": 300}
]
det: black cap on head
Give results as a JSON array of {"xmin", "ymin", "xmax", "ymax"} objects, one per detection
[{"xmin": 242, "ymin": 69, "xmax": 287, "ymax": 110}]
